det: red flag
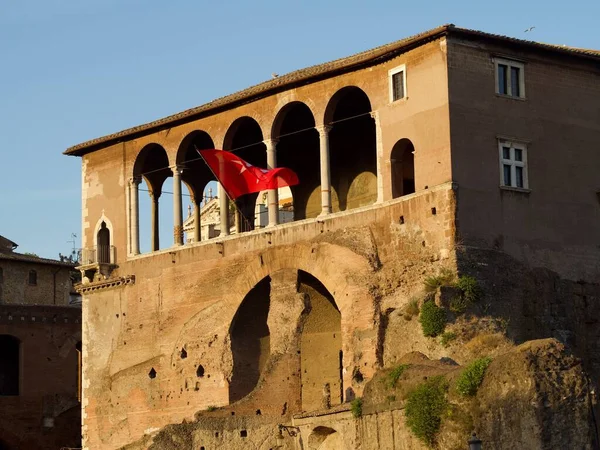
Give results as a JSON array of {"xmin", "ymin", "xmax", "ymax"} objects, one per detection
[{"xmin": 198, "ymin": 149, "xmax": 299, "ymax": 200}]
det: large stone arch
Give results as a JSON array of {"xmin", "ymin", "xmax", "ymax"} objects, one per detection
[{"xmin": 171, "ymin": 241, "xmax": 378, "ymax": 406}]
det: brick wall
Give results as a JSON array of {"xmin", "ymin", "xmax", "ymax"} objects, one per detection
[{"xmin": 0, "ymin": 305, "xmax": 81, "ymax": 449}]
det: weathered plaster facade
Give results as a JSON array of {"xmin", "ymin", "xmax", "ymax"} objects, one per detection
[{"xmin": 67, "ymin": 25, "xmax": 600, "ymax": 449}]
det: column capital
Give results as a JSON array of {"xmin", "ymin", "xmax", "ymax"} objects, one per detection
[
  {"xmin": 369, "ymin": 110, "xmax": 379, "ymax": 120},
  {"xmin": 316, "ymin": 124, "xmax": 332, "ymax": 135},
  {"xmin": 129, "ymin": 176, "xmax": 142, "ymax": 186},
  {"xmin": 170, "ymin": 165, "xmax": 183, "ymax": 175},
  {"xmin": 263, "ymin": 138, "xmax": 279, "ymax": 148}
]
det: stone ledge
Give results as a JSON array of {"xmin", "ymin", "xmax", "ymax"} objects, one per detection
[
  {"xmin": 292, "ymin": 403, "xmax": 351, "ymax": 420},
  {"xmin": 75, "ymin": 275, "xmax": 135, "ymax": 294}
]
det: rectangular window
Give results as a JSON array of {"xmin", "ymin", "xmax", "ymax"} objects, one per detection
[
  {"xmin": 498, "ymin": 64, "xmax": 508, "ymax": 95},
  {"xmin": 499, "ymin": 140, "xmax": 528, "ymax": 189},
  {"xmin": 388, "ymin": 65, "xmax": 407, "ymax": 102},
  {"xmin": 28, "ymin": 270, "xmax": 37, "ymax": 286},
  {"xmin": 494, "ymin": 58, "xmax": 525, "ymax": 98},
  {"xmin": 0, "ymin": 267, "xmax": 3, "ymax": 284}
]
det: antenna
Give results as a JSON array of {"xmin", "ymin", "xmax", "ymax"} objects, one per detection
[{"xmin": 67, "ymin": 233, "xmax": 77, "ymax": 261}]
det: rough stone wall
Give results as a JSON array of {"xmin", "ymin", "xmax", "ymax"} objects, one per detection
[
  {"xmin": 81, "ymin": 184, "xmax": 456, "ymax": 450},
  {"xmin": 455, "ymin": 246, "xmax": 600, "ymax": 408},
  {"xmin": 0, "ymin": 304, "xmax": 81, "ymax": 449},
  {"xmin": 447, "ymin": 35, "xmax": 600, "ymax": 282},
  {"xmin": 0, "ymin": 260, "xmax": 73, "ymax": 306}
]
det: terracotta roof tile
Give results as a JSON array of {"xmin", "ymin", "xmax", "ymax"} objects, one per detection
[
  {"xmin": 64, "ymin": 24, "xmax": 600, "ymax": 157},
  {"xmin": 0, "ymin": 251, "xmax": 76, "ymax": 268}
]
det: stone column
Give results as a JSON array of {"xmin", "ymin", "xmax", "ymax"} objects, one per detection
[
  {"xmin": 371, "ymin": 111, "xmax": 384, "ymax": 203},
  {"xmin": 218, "ymin": 183, "xmax": 230, "ymax": 236},
  {"xmin": 264, "ymin": 138, "xmax": 279, "ymax": 227},
  {"xmin": 129, "ymin": 177, "xmax": 141, "ymax": 255},
  {"xmin": 317, "ymin": 125, "xmax": 332, "ymax": 215},
  {"xmin": 172, "ymin": 166, "xmax": 183, "ymax": 246},
  {"xmin": 151, "ymin": 191, "xmax": 160, "ymax": 251},
  {"xmin": 193, "ymin": 195, "xmax": 201, "ymax": 242}
]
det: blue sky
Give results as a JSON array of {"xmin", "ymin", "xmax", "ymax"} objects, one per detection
[{"xmin": 0, "ymin": 0, "xmax": 598, "ymax": 258}]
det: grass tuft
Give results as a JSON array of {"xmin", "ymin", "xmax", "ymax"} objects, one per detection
[
  {"xmin": 423, "ymin": 268, "xmax": 455, "ymax": 293},
  {"xmin": 387, "ymin": 364, "xmax": 411, "ymax": 388},
  {"xmin": 456, "ymin": 357, "xmax": 492, "ymax": 397},
  {"xmin": 440, "ymin": 331, "xmax": 457, "ymax": 348},
  {"xmin": 350, "ymin": 398, "xmax": 363, "ymax": 418}
]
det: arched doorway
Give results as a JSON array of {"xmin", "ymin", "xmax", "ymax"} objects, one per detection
[
  {"xmin": 299, "ymin": 271, "xmax": 342, "ymax": 411},
  {"xmin": 272, "ymin": 101, "xmax": 319, "ymax": 219},
  {"xmin": 390, "ymin": 138, "xmax": 415, "ymax": 198},
  {"xmin": 97, "ymin": 222, "xmax": 110, "ymax": 264},
  {"xmin": 177, "ymin": 131, "xmax": 217, "ymax": 242},
  {"xmin": 229, "ymin": 277, "xmax": 271, "ymax": 402},
  {"xmin": 223, "ymin": 117, "xmax": 267, "ymax": 233},
  {"xmin": 0, "ymin": 335, "xmax": 19, "ymax": 396},
  {"xmin": 133, "ymin": 143, "xmax": 171, "ymax": 252},
  {"xmin": 324, "ymin": 87, "xmax": 377, "ymax": 212}
]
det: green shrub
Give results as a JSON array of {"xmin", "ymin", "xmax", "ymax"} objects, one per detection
[
  {"xmin": 419, "ymin": 301, "xmax": 447, "ymax": 337},
  {"xmin": 455, "ymin": 275, "xmax": 482, "ymax": 303},
  {"xmin": 387, "ymin": 364, "xmax": 410, "ymax": 388},
  {"xmin": 350, "ymin": 398, "xmax": 363, "ymax": 418},
  {"xmin": 440, "ymin": 332, "xmax": 457, "ymax": 347},
  {"xmin": 423, "ymin": 268, "xmax": 455, "ymax": 293},
  {"xmin": 405, "ymin": 376, "xmax": 449, "ymax": 447},
  {"xmin": 456, "ymin": 357, "xmax": 492, "ymax": 397},
  {"xmin": 206, "ymin": 405, "xmax": 218, "ymax": 412}
]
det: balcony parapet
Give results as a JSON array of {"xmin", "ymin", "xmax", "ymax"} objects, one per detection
[{"xmin": 77, "ymin": 245, "xmax": 118, "ymax": 282}]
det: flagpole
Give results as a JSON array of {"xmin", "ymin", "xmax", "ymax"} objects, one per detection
[{"xmin": 195, "ymin": 147, "xmax": 254, "ymax": 234}]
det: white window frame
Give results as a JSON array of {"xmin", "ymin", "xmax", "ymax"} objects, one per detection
[
  {"xmin": 493, "ymin": 57, "xmax": 526, "ymax": 98},
  {"xmin": 388, "ymin": 64, "xmax": 407, "ymax": 103},
  {"xmin": 498, "ymin": 140, "xmax": 529, "ymax": 189}
]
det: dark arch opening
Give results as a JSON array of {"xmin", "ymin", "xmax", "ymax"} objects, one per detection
[
  {"xmin": 324, "ymin": 87, "xmax": 377, "ymax": 212},
  {"xmin": 391, "ymin": 139, "xmax": 415, "ymax": 198},
  {"xmin": 0, "ymin": 335, "xmax": 20, "ymax": 396},
  {"xmin": 298, "ymin": 271, "xmax": 342, "ymax": 411},
  {"xmin": 97, "ymin": 221, "xmax": 110, "ymax": 264},
  {"xmin": 308, "ymin": 426, "xmax": 339, "ymax": 450},
  {"xmin": 273, "ymin": 102, "xmax": 319, "ymax": 220},
  {"xmin": 177, "ymin": 131, "xmax": 217, "ymax": 242},
  {"xmin": 229, "ymin": 277, "xmax": 271, "ymax": 402},
  {"xmin": 134, "ymin": 144, "xmax": 171, "ymax": 252},
  {"xmin": 223, "ymin": 117, "xmax": 266, "ymax": 233}
]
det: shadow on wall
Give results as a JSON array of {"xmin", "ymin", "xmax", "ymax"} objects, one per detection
[{"xmin": 229, "ymin": 277, "xmax": 271, "ymax": 403}]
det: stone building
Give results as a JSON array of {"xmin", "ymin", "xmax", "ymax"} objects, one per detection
[
  {"xmin": 0, "ymin": 236, "xmax": 82, "ymax": 449},
  {"xmin": 66, "ymin": 25, "xmax": 600, "ymax": 449}
]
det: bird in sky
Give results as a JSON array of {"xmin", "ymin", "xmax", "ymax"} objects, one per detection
[{"xmin": 524, "ymin": 26, "xmax": 536, "ymax": 33}]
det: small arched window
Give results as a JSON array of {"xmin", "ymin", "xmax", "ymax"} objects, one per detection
[
  {"xmin": 0, "ymin": 335, "xmax": 20, "ymax": 396},
  {"xmin": 28, "ymin": 270, "xmax": 37, "ymax": 286},
  {"xmin": 97, "ymin": 221, "xmax": 111, "ymax": 264},
  {"xmin": 390, "ymin": 139, "xmax": 416, "ymax": 199}
]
